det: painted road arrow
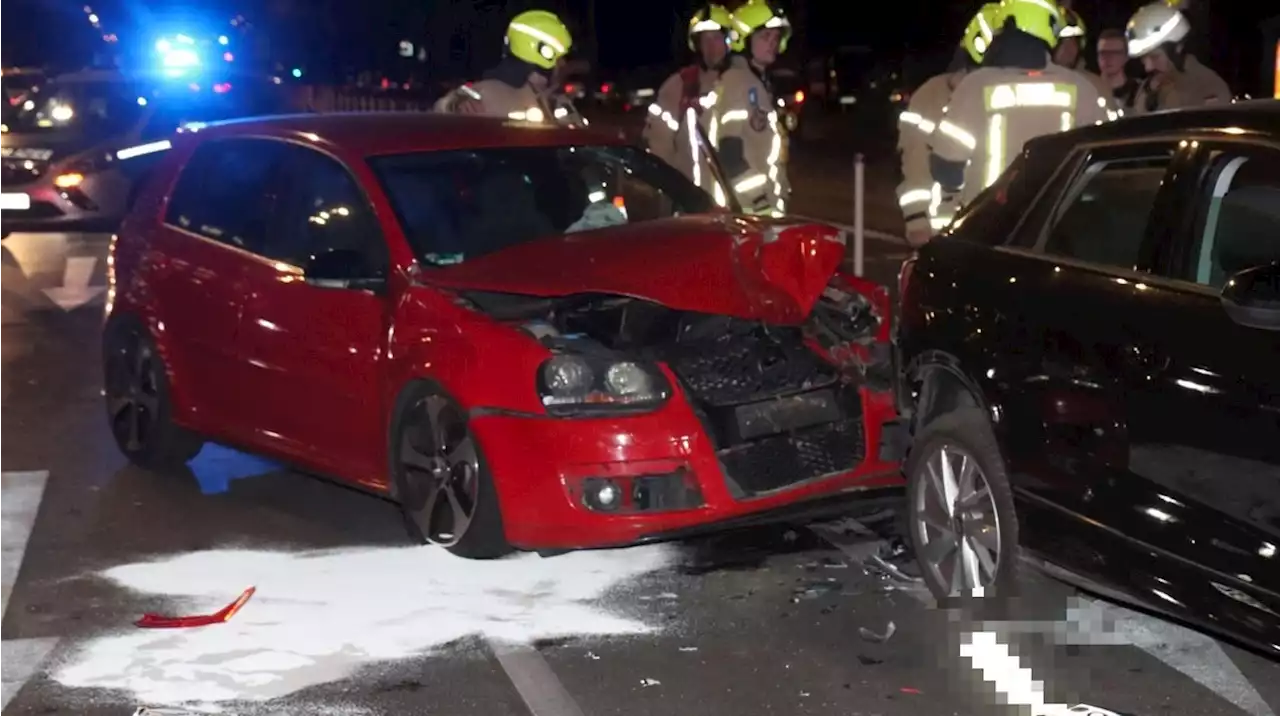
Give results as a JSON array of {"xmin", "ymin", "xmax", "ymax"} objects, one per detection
[
  {"xmin": 1, "ymin": 470, "xmax": 61, "ymax": 710},
  {"xmin": 41, "ymin": 256, "xmax": 106, "ymax": 311}
]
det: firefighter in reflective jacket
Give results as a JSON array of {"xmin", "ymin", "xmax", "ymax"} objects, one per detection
[
  {"xmin": 930, "ymin": 0, "xmax": 1112, "ymax": 208},
  {"xmin": 708, "ymin": 0, "xmax": 791, "ymax": 215},
  {"xmin": 434, "ymin": 10, "xmax": 581, "ymax": 125},
  {"xmin": 1126, "ymin": 1, "xmax": 1231, "ymax": 114},
  {"xmin": 897, "ymin": 2, "xmax": 1002, "ymax": 246},
  {"xmin": 643, "ymin": 4, "xmax": 733, "ymax": 189}
]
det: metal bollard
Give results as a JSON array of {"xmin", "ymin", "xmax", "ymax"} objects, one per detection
[{"xmin": 853, "ymin": 152, "xmax": 865, "ymax": 277}]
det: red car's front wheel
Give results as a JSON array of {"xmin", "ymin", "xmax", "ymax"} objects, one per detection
[{"xmin": 391, "ymin": 381, "xmax": 512, "ymax": 559}]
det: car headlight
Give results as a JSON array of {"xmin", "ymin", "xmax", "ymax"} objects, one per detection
[{"xmin": 537, "ymin": 354, "xmax": 671, "ymax": 415}]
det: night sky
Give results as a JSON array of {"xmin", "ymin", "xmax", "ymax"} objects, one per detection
[{"xmin": 2, "ymin": 0, "xmax": 1276, "ymax": 93}]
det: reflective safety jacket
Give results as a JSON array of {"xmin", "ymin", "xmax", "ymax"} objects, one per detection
[
  {"xmin": 643, "ymin": 65, "xmax": 721, "ymax": 189},
  {"xmin": 897, "ymin": 70, "xmax": 966, "ymax": 236},
  {"xmin": 433, "ymin": 79, "xmax": 584, "ymax": 126},
  {"xmin": 708, "ymin": 56, "xmax": 789, "ymax": 215},
  {"xmin": 1132, "ymin": 55, "xmax": 1231, "ymax": 115},
  {"xmin": 930, "ymin": 64, "xmax": 1112, "ymax": 207}
]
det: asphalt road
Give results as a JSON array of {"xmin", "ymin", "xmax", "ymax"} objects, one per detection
[{"xmin": 3, "ymin": 168, "xmax": 1278, "ymax": 716}]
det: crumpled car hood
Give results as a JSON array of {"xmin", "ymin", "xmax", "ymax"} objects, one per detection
[{"xmin": 417, "ymin": 214, "xmax": 849, "ymax": 324}]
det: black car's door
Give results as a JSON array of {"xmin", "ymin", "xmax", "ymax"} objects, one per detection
[
  {"xmin": 1114, "ymin": 139, "xmax": 1280, "ymax": 635},
  {"xmin": 991, "ymin": 139, "xmax": 1190, "ymax": 511},
  {"xmin": 999, "ymin": 136, "xmax": 1280, "ymax": 649}
]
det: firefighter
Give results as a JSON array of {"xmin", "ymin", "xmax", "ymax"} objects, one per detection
[
  {"xmin": 642, "ymin": 4, "xmax": 733, "ymax": 189},
  {"xmin": 708, "ymin": 0, "xmax": 791, "ymax": 215},
  {"xmin": 929, "ymin": 0, "xmax": 1113, "ymax": 208},
  {"xmin": 896, "ymin": 2, "xmax": 1003, "ymax": 247},
  {"xmin": 434, "ymin": 10, "xmax": 580, "ymax": 125},
  {"xmin": 1053, "ymin": 7, "xmax": 1118, "ymax": 103},
  {"xmin": 1126, "ymin": 1, "xmax": 1231, "ymax": 114}
]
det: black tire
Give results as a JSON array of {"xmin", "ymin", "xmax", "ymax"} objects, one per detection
[
  {"xmin": 905, "ymin": 407, "xmax": 1019, "ymax": 603},
  {"xmin": 389, "ymin": 381, "xmax": 512, "ymax": 559},
  {"xmin": 102, "ymin": 315, "xmax": 204, "ymax": 469}
]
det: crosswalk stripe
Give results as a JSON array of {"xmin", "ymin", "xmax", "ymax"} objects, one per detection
[{"xmin": 2, "ymin": 470, "xmax": 61, "ymax": 711}]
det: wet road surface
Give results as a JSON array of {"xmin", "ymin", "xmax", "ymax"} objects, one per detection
[{"xmin": 3, "ymin": 201, "xmax": 1278, "ymax": 716}]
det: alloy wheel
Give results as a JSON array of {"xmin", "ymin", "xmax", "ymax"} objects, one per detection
[
  {"xmin": 105, "ymin": 330, "xmax": 161, "ymax": 453},
  {"xmin": 912, "ymin": 443, "xmax": 1002, "ymax": 596},
  {"xmin": 399, "ymin": 395, "xmax": 481, "ymax": 546}
]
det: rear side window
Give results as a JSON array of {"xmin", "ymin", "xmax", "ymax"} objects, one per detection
[
  {"xmin": 1041, "ymin": 152, "xmax": 1173, "ymax": 271},
  {"xmin": 164, "ymin": 139, "xmax": 283, "ymax": 252}
]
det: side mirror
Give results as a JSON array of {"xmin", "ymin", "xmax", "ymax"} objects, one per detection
[
  {"xmin": 1220, "ymin": 262, "xmax": 1280, "ymax": 331},
  {"xmin": 303, "ymin": 249, "xmax": 385, "ymax": 292}
]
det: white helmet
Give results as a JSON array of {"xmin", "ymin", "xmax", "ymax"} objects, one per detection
[{"xmin": 1126, "ymin": 2, "xmax": 1190, "ymax": 58}]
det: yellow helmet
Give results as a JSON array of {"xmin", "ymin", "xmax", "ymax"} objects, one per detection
[
  {"xmin": 1059, "ymin": 7, "xmax": 1087, "ymax": 48},
  {"xmin": 998, "ymin": 0, "xmax": 1063, "ymax": 49},
  {"xmin": 962, "ymin": 3, "xmax": 1005, "ymax": 64},
  {"xmin": 506, "ymin": 10, "xmax": 573, "ymax": 70},
  {"xmin": 688, "ymin": 5, "xmax": 733, "ymax": 51},
  {"xmin": 729, "ymin": 0, "xmax": 792, "ymax": 54}
]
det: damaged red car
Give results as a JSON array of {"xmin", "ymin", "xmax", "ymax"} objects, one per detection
[{"xmin": 103, "ymin": 113, "xmax": 904, "ymax": 557}]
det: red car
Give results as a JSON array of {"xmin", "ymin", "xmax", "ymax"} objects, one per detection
[{"xmin": 103, "ymin": 112, "xmax": 904, "ymax": 557}]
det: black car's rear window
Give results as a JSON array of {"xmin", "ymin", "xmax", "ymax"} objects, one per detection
[{"xmin": 368, "ymin": 145, "xmax": 715, "ymax": 267}]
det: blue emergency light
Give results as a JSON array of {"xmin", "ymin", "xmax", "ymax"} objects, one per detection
[{"xmin": 156, "ymin": 34, "xmax": 201, "ymax": 77}]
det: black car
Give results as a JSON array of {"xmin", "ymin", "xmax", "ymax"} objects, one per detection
[{"xmin": 895, "ymin": 100, "xmax": 1280, "ymax": 658}]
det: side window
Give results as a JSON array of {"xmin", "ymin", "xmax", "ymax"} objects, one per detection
[
  {"xmin": 1041, "ymin": 149, "xmax": 1174, "ymax": 270},
  {"xmin": 1184, "ymin": 147, "xmax": 1280, "ymax": 290},
  {"xmin": 262, "ymin": 145, "xmax": 387, "ymax": 274},
  {"xmin": 163, "ymin": 139, "xmax": 283, "ymax": 252}
]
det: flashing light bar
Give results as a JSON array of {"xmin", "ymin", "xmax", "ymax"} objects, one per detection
[{"xmin": 117, "ymin": 139, "xmax": 172, "ymax": 160}]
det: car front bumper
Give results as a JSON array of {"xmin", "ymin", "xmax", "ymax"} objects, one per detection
[
  {"xmin": 470, "ymin": 386, "xmax": 904, "ymax": 551},
  {"xmin": 1, "ymin": 171, "xmax": 129, "ymax": 234}
]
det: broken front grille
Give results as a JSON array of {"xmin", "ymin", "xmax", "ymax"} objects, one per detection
[
  {"xmin": 668, "ymin": 326, "xmax": 838, "ymax": 407},
  {"xmin": 717, "ymin": 417, "xmax": 866, "ymax": 497}
]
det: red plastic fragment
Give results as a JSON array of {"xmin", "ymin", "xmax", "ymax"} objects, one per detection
[
  {"xmin": 899, "ymin": 687, "xmax": 922, "ymax": 695},
  {"xmin": 135, "ymin": 586, "xmax": 256, "ymax": 628}
]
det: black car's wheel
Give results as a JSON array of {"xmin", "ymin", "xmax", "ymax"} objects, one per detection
[
  {"xmin": 102, "ymin": 317, "xmax": 204, "ymax": 469},
  {"xmin": 906, "ymin": 408, "xmax": 1019, "ymax": 601},
  {"xmin": 391, "ymin": 382, "xmax": 512, "ymax": 559}
]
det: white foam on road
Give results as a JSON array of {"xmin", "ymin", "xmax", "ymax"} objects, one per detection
[{"xmin": 52, "ymin": 544, "xmax": 677, "ymax": 706}]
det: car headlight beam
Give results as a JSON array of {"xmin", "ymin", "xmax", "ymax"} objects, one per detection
[{"xmin": 538, "ymin": 354, "xmax": 670, "ymax": 415}]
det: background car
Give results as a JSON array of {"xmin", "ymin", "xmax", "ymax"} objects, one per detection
[
  {"xmin": 895, "ymin": 101, "xmax": 1280, "ymax": 657},
  {"xmin": 0, "ymin": 69, "xmax": 290, "ymax": 234},
  {"xmin": 104, "ymin": 112, "xmax": 905, "ymax": 559}
]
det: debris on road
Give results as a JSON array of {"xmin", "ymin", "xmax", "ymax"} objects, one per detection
[
  {"xmin": 585, "ymin": 651, "xmax": 601, "ymax": 660},
  {"xmin": 678, "ymin": 646, "xmax": 698, "ymax": 652},
  {"xmin": 858, "ymin": 621, "xmax": 897, "ymax": 643},
  {"xmin": 640, "ymin": 678, "xmax": 661, "ymax": 687},
  {"xmin": 135, "ymin": 586, "xmax": 256, "ymax": 628}
]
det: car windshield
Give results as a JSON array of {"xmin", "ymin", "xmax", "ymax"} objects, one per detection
[
  {"xmin": 4, "ymin": 79, "xmax": 146, "ymax": 138},
  {"xmin": 369, "ymin": 145, "xmax": 718, "ymax": 266}
]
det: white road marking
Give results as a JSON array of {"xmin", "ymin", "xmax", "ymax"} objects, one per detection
[
  {"xmin": 809, "ymin": 520, "xmax": 1272, "ymax": 716},
  {"xmin": 2, "ymin": 470, "xmax": 60, "ymax": 710},
  {"xmin": 42, "ymin": 256, "xmax": 106, "ymax": 310},
  {"xmin": 490, "ymin": 640, "xmax": 587, "ymax": 716}
]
